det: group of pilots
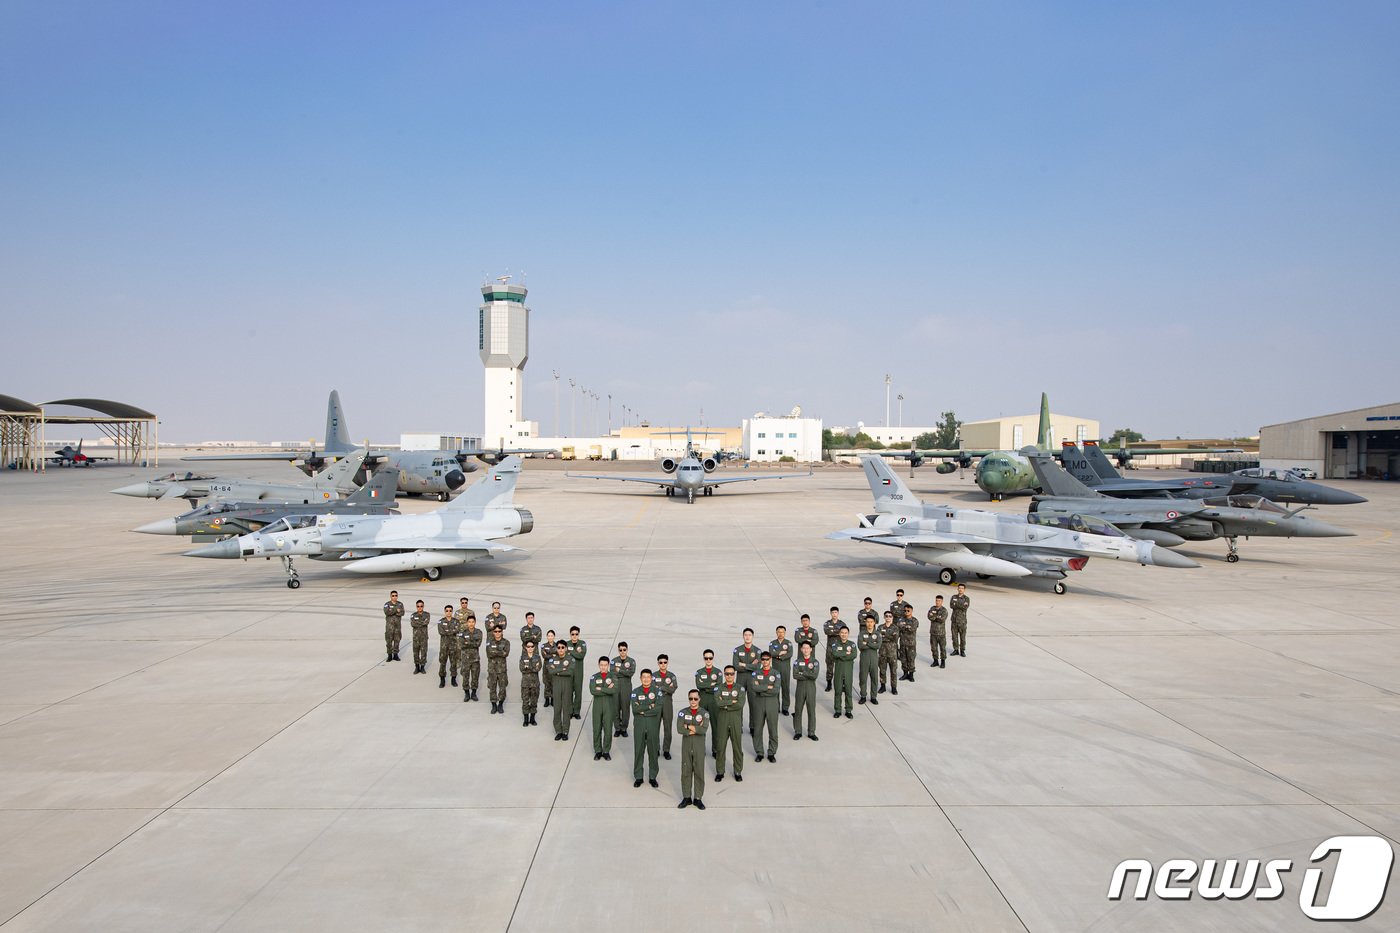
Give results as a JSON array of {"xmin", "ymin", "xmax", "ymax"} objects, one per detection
[{"xmin": 379, "ymin": 585, "xmax": 973, "ymax": 810}]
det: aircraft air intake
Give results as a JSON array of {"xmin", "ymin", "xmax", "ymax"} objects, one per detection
[
  {"xmin": 701, "ymin": 457, "xmax": 717, "ymax": 473},
  {"xmin": 660, "ymin": 457, "xmax": 678, "ymax": 474}
]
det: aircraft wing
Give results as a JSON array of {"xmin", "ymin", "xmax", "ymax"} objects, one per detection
[
  {"xmin": 182, "ymin": 447, "xmax": 395, "ymax": 464},
  {"xmin": 566, "ymin": 473, "xmax": 675, "ymax": 486},
  {"xmin": 826, "ymin": 528, "xmax": 992, "ymax": 549},
  {"xmin": 702, "ymin": 471, "xmax": 812, "ymax": 486}
]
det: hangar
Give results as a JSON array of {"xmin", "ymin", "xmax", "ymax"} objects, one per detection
[{"xmin": 1260, "ymin": 402, "xmax": 1400, "ymax": 480}]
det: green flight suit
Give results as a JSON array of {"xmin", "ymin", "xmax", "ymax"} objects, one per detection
[
  {"xmin": 889, "ymin": 598, "xmax": 912, "ymax": 622},
  {"xmin": 567, "ymin": 637, "xmax": 588, "ymax": 716},
  {"xmin": 857, "ymin": 628, "xmax": 881, "ymax": 700},
  {"xmin": 769, "ymin": 637, "xmax": 793, "ymax": 712},
  {"xmin": 459, "ymin": 625, "xmax": 484, "ymax": 693},
  {"xmin": 927, "ymin": 605, "xmax": 948, "ymax": 664},
  {"xmin": 694, "ymin": 665, "xmax": 722, "ymax": 754},
  {"xmin": 713, "ymin": 683, "xmax": 745, "ymax": 776},
  {"xmin": 950, "ymin": 594, "xmax": 970, "ymax": 654},
  {"xmin": 519, "ymin": 652, "xmax": 542, "ymax": 715},
  {"xmin": 548, "ymin": 655, "xmax": 574, "ymax": 736},
  {"xmin": 611, "ymin": 655, "xmax": 636, "ymax": 733},
  {"xmin": 654, "ymin": 670, "xmax": 678, "ymax": 755},
  {"xmin": 793, "ymin": 624, "xmax": 820, "ymax": 664},
  {"xmin": 822, "ymin": 618, "xmax": 843, "ymax": 688},
  {"xmin": 409, "ymin": 610, "xmax": 431, "ymax": 668},
  {"xmin": 750, "ymin": 666, "xmax": 781, "ymax": 757},
  {"xmin": 589, "ymin": 671, "xmax": 619, "ymax": 754},
  {"xmin": 485, "ymin": 633, "xmax": 510, "ymax": 704},
  {"xmin": 678, "ymin": 707, "xmax": 709, "ymax": 801},
  {"xmin": 830, "ymin": 639, "xmax": 857, "ymax": 714},
  {"xmin": 436, "ymin": 616, "xmax": 461, "ymax": 681},
  {"xmin": 631, "ymin": 684, "xmax": 662, "ymax": 781},
  {"xmin": 382, "ymin": 599, "xmax": 404, "ymax": 659},
  {"xmin": 792, "ymin": 655, "xmax": 819, "ymax": 737}
]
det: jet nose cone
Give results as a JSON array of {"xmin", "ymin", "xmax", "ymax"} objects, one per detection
[
  {"xmin": 133, "ymin": 518, "xmax": 177, "ymax": 535},
  {"xmin": 1294, "ymin": 518, "xmax": 1355, "ymax": 538},
  {"xmin": 183, "ymin": 538, "xmax": 242, "ymax": 559},
  {"xmin": 1149, "ymin": 546, "xmax": 1200, "ymax": 569},
  {"xmin": 444, "ymin": 469, "xmax": 466, "ymax": 490},
  {"xmin": 112, "ymin": 482, "xmax": 152, "ymax": 498},
  {"xmin": 1326, "ymin": 489, "xmax": 1368, "ymax": 505}
]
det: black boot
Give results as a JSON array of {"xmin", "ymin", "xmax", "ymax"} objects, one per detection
[
  {"xmin": 463, "ymin": 692, "xmax": 469, "ymax": 703},
  {"xmin": 439, "ymin": 675, "xmax": 446, "ymax": 688},
  {"xmin": 940, "ymin": 659, "xmax": 946, "ymax": 668},
  {"xmin": 472, "ymin": 689, "xmax": 479, "ymax": 702},
  {"xmin": 393, "ymin": 652, "xmax": 400, "ymax": 661},
  {"xmin": 909, "ymin": 672, "xmax": 915, "ymax": 683},
  {"xmin": 529, "ymin": 713, "xmax": 537, "ymax": 726},
  {"xmin": 523, "ymin": 714, "xmax": 529, "ymax": 727},
  {"xmin": 891, "ymin": 685, "xmax": 898, "ymax": 695},
  {"xmin": 387, "ymin": 653, "xmax": 393, "ymax": 662},
  {"xmin": 451, "ymin": 675, "xmax": 458, "ymax": 687}
]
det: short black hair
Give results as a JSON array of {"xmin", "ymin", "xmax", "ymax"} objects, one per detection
[
  {"xmin": 776, "ymin": 625, "xmax": 786, "ymax": 633},
  {"xmin": 415, "ymin": 600, "xmax": 424, "ymax": 606},
  {"xmin": 723, "ymin": 665, "xmax": 735, "ymax": 673},
  {"xmin": 640, "ymin": 667, "xmax": 653, "ymax": 677},
  {"xmin": 801, "ymin": 613, "xmax": 811, "ymax": 620},
  {"xmin": 743, "ymin": 627, "xmax": 754, "ymax": 635},
  {"xmin": 839, "ymin": 623, "xmax": 849, "ymax": 631},
  {"xmin": 569, "ymin": 626, "xmax": 580, "ymax": 634},
  {"xmin": 657, "ymin": 653, "xmax": 669, "ymax": 662},
  {"xmin": 525, "ymin": 611, "xmax": 535, "ymax": 619},
  {"xmin": 598, "ymin": 655, "xmax": 610, "ymax": 664},
  {"xmin": 618, "ymin": 640, "xmax": 628, "ymax": 649},
  {"xmin": 443, "ymin": 605, "xmax": 453, "ymax": 612},
  {"xmin": 760, "ymin": 651, "xmax": 772, "ymax": 660}
]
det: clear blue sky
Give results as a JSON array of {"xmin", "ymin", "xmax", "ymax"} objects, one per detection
[{"xmin": 3, "ymin": 1, "xmax": 1396, "ymax": 442}]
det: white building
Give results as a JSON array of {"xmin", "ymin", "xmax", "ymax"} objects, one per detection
[
  {"xmin": 743, "ymin": 414, "xmax": 822, "ymax": 462},
  {"xmin": 478, "ymin": 278, "xmax": 538, "ymax": 444},
  {"xmin": 1260, "ymin": 403, "xmax": 1400, "ymax": 479}
]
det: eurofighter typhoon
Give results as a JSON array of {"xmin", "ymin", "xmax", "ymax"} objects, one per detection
[
  {"xmin": 184, "ymin": 457, "xmax": 532, "ymax": 587},
  {"xmin": 827, "ymin": 455, "xmax": 1198, "ymax": 594}
]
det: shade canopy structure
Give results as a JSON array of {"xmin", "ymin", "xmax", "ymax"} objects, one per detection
[
  {"xmin": 1, "ymin": 394, "xmax": 44, "ymax": 472},
  {"xmin": 1, "ymin": 397, "xmax": 158, "ymax": 472}
]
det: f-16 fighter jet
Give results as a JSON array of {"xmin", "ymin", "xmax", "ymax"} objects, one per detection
[{"xmin": 827, "ymin": 455, "xmax": 1197, "ymax": 595}]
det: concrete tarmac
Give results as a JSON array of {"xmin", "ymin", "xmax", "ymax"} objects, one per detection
[{"xmin": 0, "ymin": 457, "xmax": 1395, "ymax": 931}]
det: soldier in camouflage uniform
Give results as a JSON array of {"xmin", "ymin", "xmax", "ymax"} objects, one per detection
[
  {"xmin": 927, "ymin": 595, "xmax": 948, "ymax": 669},
  {"xmin": 899, "ymin": 604, "xmax": 919, "ymax": 682},
  {"xmin": 589, "ymin": 657, "xmax": 618, "ymax": 760},
  {"xmin": 567, "ymin": 626, "xmax": 588, "ymax": 720},
  {"xmin": 857, "ymin": 614, "xmax": 881, "ymax": 704},
  {"xmin": 792, "ymin": 641, "xmax": 820, "ymax": 740},
  {"xmin": 878, "ymin": 610, "xmax": 900, "ymax": 695},
  {"xmin": 409, "ymin": 600, "xmax": 431, "ymax": 673},
  {"xmin": 382, "ymin": 591, "xmax": 404, "ymax": 663},
  {"xmin": 856, "ymin": 598, "xmax": 879, "ymax": 635},
  {"xmin": 457, "ymin": 597, "xmax": 471, "ymax": 628},
  {"xmin": 950, "ymin": 584, "xmax": 971, "ymax": 657},
  {"xmin": 485, "ymin": 626, "xmax": 511, "ymax": 713},
  {"xmin": 654, "ymin": 654, "xmax": 678, "ymax": 760},
  {"xmin": 459, "ymin": 615, "xmax": 484, "ymax": 702},
  {"xmin": 519, "ymin": 640, "xmax": 542, "ymax": 726},
  {"xmin": 436, "ymin": 606, "xmax": 461, "ymax": 688},
  {"xmin": 889, "ymin": 588, "xmax": 912, "ymax": 626},
  {"xmin": 750, "ymin": 652, "xmax": 781, "ymax": 762},
  {"xmin": 694, "ymin": 650, "xmax": 721, "ymax": 756},
  {"xmin": 713, "ymin": 666, "xmax": 745, "ymax": 782},
  {"xmin": 677, "ymin": 690, "xmax": 709, "ymax": 810},
  {"xmin": 548, "ymin": 641, "xmax": 574, "ymax": 740},
  {"xmin": 542, "ymin": 630, "xmax": 556, "ymax": 707},
  {"xmin": 611, "ymin": 642, "xmax": 636, "ymax": 737},
  {"xmin": 732, "ymin": 628, "xmax": 760, "ymax": 732},
  {"xmin": 830, "ymin": 625, "xmax": 857, "ymax": 719},
  {"xmin": 484, "ymin": 601, "xmax": 507, "ymax": 635},
  {"xmin": 519, "ymin": 611, "xmax": 542, "ymax": 657},
  {"xmin": 630, "ymin": 669, "xmax": 661, "ymax": 787},
  {"xmin": 822, "ymin": 608, "xmax": 844, "ymax": 691},
  {"xmin": 769, "ymin": 625, "xmax": 793, "ymax": 716}
]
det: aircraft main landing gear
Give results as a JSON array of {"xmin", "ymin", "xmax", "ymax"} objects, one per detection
[
  {"xmin": 937, "ymin": 568, "xmax": 957, "ymax": 586},
  {"xmin": 1226, "ymin": 537, "xmax": 1240, "ymax": 563},
  {"xmin": 1053, "ymin": 581, "xmax": 1067, "ymax": 595},
  {"xmin": 422, "ymin": 566, "xmax": 442, "ymax": 582},
  {"xmin": 438, "ymin": 491, "xmax": 451, "ymax": 502},
  {"xmin": 281, "ymin": 556, "xmax": 300, "ymax": 589}
]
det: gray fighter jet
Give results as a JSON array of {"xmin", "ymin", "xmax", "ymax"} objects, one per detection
[
  {"xmin": 46, "ymin": 440, "xmax": 113, "ymax": 467},
  {"xmin": 182, "ymin": 390, "xmax": 554, "ymax": 500},
  {"xmin": 827, "ymin": 456, "xmax": 1197, "ymax": 594},
  {"xmin": 112, "ymin": 449, "xmax": 367, "ymax": 505},
  {"xmin": 1066, "ymin": 442, "xmax": 1367, "ymax": 505},
  {"xmin": 184, "ymin": 457, "xmax": 531, "ymax": 587},
  {"xmin": 133, "ymin": 468, "xmax": 400, "ymax": 538},
  {"xmin": 567, "ymin": 429, "xmax": 810, "ymax": 503},
  {"xmin": 1027, "ymin": 453, "xmax": 1354, "ymax": 562}
]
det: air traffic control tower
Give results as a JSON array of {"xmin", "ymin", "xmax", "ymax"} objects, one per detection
[{"xmin": 479, "ymin": 277, "xmax": 531, "ymax": 445}]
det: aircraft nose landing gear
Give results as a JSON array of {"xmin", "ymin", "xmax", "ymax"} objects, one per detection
[
  {"xmin": 1053, "ymin": 581, "xmax": 1067, "ymax": 595},
  {"xmin": 1226, "ymin": 537, "xmax": 1240, "ymax": 563},
  {"xmin": 281, "ymin": 556, "xmax": 301, "ymax": 589}
]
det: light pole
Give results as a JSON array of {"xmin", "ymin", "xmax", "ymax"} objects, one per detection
[
  {"xmin": 897, "ymin": 394, "xmax": 904, "ymax": 428},
  {"xmin": 552, "ymin": 370, "xmax": 560, "ymax": 438},
  {"xmin": 884, "ymin": 374, "xmax": 892, "ymax": 427},
  {"xmin": 569, "ymin": 379, "xmax": 576, "ymax": 437},
  {"xmin": 607, "ymin": 394, "xmax": 612, "ymax": 434}
]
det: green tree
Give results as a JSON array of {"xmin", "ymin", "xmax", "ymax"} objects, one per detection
[
  {"xmin": 822, "ymin": 429, "xmax": 853, "ymax": 449},
  {"xmin": 913, "ymin": 431, "xmax": 939, "ymax": 450},
  {"xmin": 1110, "ymin": 427, "xmax": 1145, "ymax": 444},
  {"xmin": 852, "ymin": 432, "xmax": 876, "ymax": 448},
  {"xmin": 932, "ymin": 411, "xmax": 961, "ymax": 449}
]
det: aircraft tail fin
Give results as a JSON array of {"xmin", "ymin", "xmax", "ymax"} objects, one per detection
[
  {"xmin": 324, "ymin": 390, "xmax": 354, "ymax": 455},
  {"xmin": 1081, "ymin": 441, "xmax": 1124, "ymax": 480},
  {"xmin": 346, "ymin": 466, "xmax": 398, "ymax": 506},
  {"xmin": 1037, "ymin": 392, "xmax": 1052, "ymax": 449},
  {"xmin": 1058, "ymin": 443, "xmax": 1104, "ymax": 486},
  {"xmin": 312, "ymin": 448, "xmax": 366, "ymax": 492},
  {"xmin": 440, "ymin": 456, "xmax": 521, "ymax": 511},
  {"xmin": 861, "ymin": 455, "xmax": 921, "ymax": 515},
  {"xmin": 1030, "ymin": 452, "xmax": 1099, "ymax": 498}
]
